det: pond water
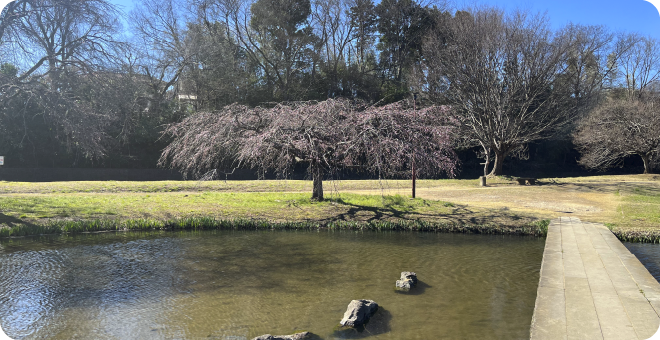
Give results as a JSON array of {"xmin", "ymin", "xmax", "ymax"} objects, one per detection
[
  {"xmin": 625, "ymin": 242, "xmax": 660, "ymax": 282},
  {"xmin": 0, "ymin": 230, "xmax": 545, "ymax": 340}
]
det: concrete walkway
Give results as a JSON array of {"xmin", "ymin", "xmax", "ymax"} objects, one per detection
[{"xmin": 530, "ymin": 217, "xmax": 660, "ymax": 340}]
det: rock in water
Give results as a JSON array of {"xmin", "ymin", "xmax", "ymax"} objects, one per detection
[
  {"xmin": 251, "ymin": 331, "xmax": 311, "ymax": 340},
  {"xmin": 395, "ymin": 271, "xmax": 418, "ymax": 291},
  {"xmin": 339, "ymin": 299, "xmax": 379, "ymax": 327}
]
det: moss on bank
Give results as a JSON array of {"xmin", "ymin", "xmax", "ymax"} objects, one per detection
[{"xmin": 0, "ymin": 217, "xmax": 550, "ymax": 238}]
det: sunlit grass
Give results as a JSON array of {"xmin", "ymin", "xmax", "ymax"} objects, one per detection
[
  {"xmin": 0, "ymin": 178, "xmax": 512, "ymax": 194},
  {"xmin": 609, "ymin": 188, "xmax": 660, "ymax": 230},
  {"xmin": 0, "ymin": 191, "xmax": 461, "ymax": 224},
  {"xmin": 1, "ymin": 174, "xmax": 659, "ymax": 241}
]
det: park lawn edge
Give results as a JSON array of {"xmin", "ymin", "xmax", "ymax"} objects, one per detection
[
  {"xmin": 3, "ymin": 217, "xmax": 658, "ymax": 243},
  {"xmin": 0, "ymin": 217, "xmax": 551, "ymax": 238},
  {"xmin": 607, "ymin": 225, "xmax": 660, "ymax": 244}
]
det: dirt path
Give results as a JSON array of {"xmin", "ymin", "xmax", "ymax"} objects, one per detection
[{"xmin": 342, "ymin": 176, "xmax": 660, "ymax": 228}]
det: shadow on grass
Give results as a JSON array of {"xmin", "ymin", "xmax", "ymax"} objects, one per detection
[
  {"xmin": 322, "ymin": 199, "xmax": 530, "ymax": 227},
  {"xmin": 537, "ymin": 180, "xmax": 660, "ymax": 197},
  {"xmin": 0, "ymin": 213, "xmax": 26, "ymax": 226},
  {"xmin": 0, "ymin": 213, "xmax": 58, "ymax": 237},
  {"xmin": 0, "ymin": 213, "xmax": 43, "ymax": 229}
]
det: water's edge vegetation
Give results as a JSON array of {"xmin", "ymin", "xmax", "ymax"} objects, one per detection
[
  {"xmin": 0, "ymin": 217, "xmax": 551, "ymax": 239},
  {"xmin": 609, "ymin": 227, "xmax": 660, "ymax": 244},
  {"xmin": 4, "ymin": 218, "xmax": 659, "ymax": 243}
]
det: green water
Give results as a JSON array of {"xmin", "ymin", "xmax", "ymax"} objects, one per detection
[{"xmin": 0, "ymin": 230, "xmax": 544, "ymax": 339}]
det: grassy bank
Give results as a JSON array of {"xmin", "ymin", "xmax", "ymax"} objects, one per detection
[
  {"xmin": 606, "ymin": 184, "xmax": 660, "ymax": 243},
  {"xmin": 0, "ymin": 191, "xmax": 510, "ymax": 222},
  {"xmin": 0, "ymin": 189, "xmax": 544, "ymax": 238},
  {"xmin": 0, "ymin": 216, "xmax": 550, "ymax": 238},
  {"xmin": 0, "ymin": 175, "xmax": 658, "ymax": 241}
]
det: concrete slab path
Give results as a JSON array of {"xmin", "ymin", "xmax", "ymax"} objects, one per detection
[{"xmin": 530, "ymin": 217, "xmax": 660, "ymax": 340}]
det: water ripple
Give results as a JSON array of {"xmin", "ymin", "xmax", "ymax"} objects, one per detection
[{"xmin": 0, "ymin": 231, "xmax": 544, "ymax": 340}]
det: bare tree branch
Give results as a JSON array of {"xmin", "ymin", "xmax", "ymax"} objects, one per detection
[{"xmin": 159, "ymin": 98, "xmax": 457, "ymax": 200}]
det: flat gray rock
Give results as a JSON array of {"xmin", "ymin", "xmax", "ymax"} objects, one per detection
[{"xmin": 339, "ymin": 299, "xmax": 379, "ymax": 327}]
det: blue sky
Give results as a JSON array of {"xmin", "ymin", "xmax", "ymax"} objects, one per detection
[
  {"xmin": 106, "ymin": 0, "xmax": 659, "ymax": 38},
  {"xmin": 460, "ymin": 0, "xmax": 660, "ymax": 39},
  {"xmin": 0, "ymin": 0, "xmax": 657, "ymax": 38}
]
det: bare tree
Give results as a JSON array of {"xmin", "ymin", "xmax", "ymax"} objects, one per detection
[
  {"xmin": 0, "ymin": 0, "xmax": 35, "ymax": 43},
  {"xmin": 7, "ymin": 0, "xmax": 122, "ymax": 81},
  {"xmin": 129, "ymin": 0, "xmax": 193, "ymax": 114},
  {"xmin": 311, "ymin": 0, "xmax": 354, "ymax": 97},
  {"xmin": 554, "ymin": 24, "xmax": 627, "ymax": 117},
  {"xmin": 423, "ymin": 8, "xmax": 574, "ymax": 176},
  {"xmin": 0, "ymin": 0, "xmax": 124, "ymax": 160},
  {"xmin": 574, "ymin": 98, "xmax": 660, "ymax": 174},
  {"xmin": 616, "ymin": 34, "xmax": 660, "ymax": 99},
  {"xmin": 159, "ymin": 98, "xmax": 457, "ymax": 200}
]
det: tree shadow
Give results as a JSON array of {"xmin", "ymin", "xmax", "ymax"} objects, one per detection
[
  {"xmin": 537, "ymin": 180, "xmax": 660, "ymax": 196},
  {"xmin": 0, "ymin": 213, "xmax": 44, "ymax": 233},
  {"xmin": 331, "ymin": 307, "xmax": 392, "ymax": 339},
  {"xmin": 316, "ymin": 199, "xmax": 532, "ymax": 229},
  {"xmin": 0, "ymin": 213, "xmax": 28, "ymax": 226},
  {"xmin": 332, "ymin": 201, "xmax": 409, "ymax": 222},
  {"xmin": 394, "ymin": 279, "xmax": 431, "ymax": 296}
]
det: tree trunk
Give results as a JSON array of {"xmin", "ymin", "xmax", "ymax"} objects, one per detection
[
  {"xmin": 488, "ymin": 151, "xmax": 506, "ymax": 176},
  {"xmin": 481, "ymin": 144, "xmax": 491, "ymax": 177},
  {"xmin": 641, "ymin": 154, "xmax": 653, "ymax": 174},
  {"xmin": 311, "ymin": 164, "xmax": 324, "ymax": 201}
]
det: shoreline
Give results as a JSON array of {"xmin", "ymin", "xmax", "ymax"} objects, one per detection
[
  {"xmin": 0, "ymin": 217, "xmax": 550, "ymax": 239},
  {"xmin": 2, "ymin": 217, "xmax": 657, "ymax": 243}
]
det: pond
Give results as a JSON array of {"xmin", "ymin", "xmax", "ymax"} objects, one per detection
[
  {"xmin": 625, "ymin": 242, "xmax": 660, "ymax": 282},
  {"xmin": 0, "ymin": 230, "xmax": 545, "ymax": 340}
]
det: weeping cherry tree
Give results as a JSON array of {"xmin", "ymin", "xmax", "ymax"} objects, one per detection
[{"xmin": 159, "ymin": 98, "xmax": 458, "ymax": 200}]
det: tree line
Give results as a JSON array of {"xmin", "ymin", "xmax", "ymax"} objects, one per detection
[{"xmin": 0, "ymin": 0, "xmax": 658, "ymax": 179}]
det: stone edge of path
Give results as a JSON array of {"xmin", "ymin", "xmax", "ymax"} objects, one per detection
[{"xmin": 530, "ymin": 217, "xmax": 660, "ymax": 340}]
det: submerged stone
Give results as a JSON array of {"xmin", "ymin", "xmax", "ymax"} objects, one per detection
[
  {"xmin": 339, "ymin": 299, "xmax": 379, "ymax": 328},
  {"xmin": 395, "ymin": 271, "xmax": 418, "ymax": 291},
  {"xmin": 251, "ymin": 331, "xmax": 312, "ymax": 340}
]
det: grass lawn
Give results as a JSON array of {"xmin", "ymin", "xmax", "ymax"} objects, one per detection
[
  {"xmin": 0, "ymin": 174, "xmax": 658, "ymax": 240},
  {"xmin": 0, "ymin": 192, "xmax": 455, "ymax": 222}
]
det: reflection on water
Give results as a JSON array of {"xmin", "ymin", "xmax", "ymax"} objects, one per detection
[
  {"xmin": 625, "ymin": 242, "xmax": 660, "ymax": 282},
  {"xmin": 0, "ymin": 230, "xmax": 544, "ymax": 339}
]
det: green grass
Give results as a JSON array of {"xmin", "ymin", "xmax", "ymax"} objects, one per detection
[
  {"xmin": 532, "ymin": 219, "xmax": 550, "ymax": 235},
  {"xmin": 0, "ymin": 180, "xmax": 546, "ymax": 238},
  {"xmin": 0, "ymin": 192, "xmax": 454, "ymax": 221},
  {"xmin": 607, "ymin": 185, "xmax": 660, "ymax": 243},
  {"xmin": 619, "ymin": 193, "xmax": 660, "ymax": 226},
  {"xmin": 2, "ymin": 175, "xmax": 658, "ymax": 241},
  {"xmin": 0, "ymin": 178, "xmax": 511, "ymax": 194},
  {"xmin": 0, "ymin": 216, "xmax": 550, "ymax": 238}
]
